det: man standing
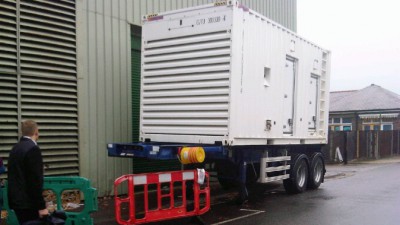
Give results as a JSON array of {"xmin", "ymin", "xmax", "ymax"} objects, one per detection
[{"xmin": 8, "ymin": 120, "xmax": 49, "ymax": 224}]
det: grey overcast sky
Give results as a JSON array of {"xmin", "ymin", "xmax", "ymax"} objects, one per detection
[{"xmin": 297, "ymin": 0, "xmax": 400, "ymax": 94}]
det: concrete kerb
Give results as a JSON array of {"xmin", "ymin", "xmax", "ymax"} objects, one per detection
[
  {"xmin": 349, "ymin": 156, "xmax": 400, "ymax": 164},
  {"xmin": 327, "ymin": 156, "xmax": 400, "ymax": 165}
]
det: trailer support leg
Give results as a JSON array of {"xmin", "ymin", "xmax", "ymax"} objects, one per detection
[{"xmin": 237, "ymin": 161, "xmax": 249, "ymax": 204}]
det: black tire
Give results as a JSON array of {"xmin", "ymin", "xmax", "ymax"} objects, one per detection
[
  {"xmin": 308, "ymin": 153, "xmax": 325, "ymax": 189},
  {"xmin": 283, "ymin": 154, "xmax": 309, "ymax": 194}
]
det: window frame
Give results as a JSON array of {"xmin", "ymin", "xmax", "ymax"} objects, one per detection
[
  {"xmin": 329, "ymin": 117, "xmax": 353, "ymax": 131},
  {"xmin": 362, "ymin": 122, "xmax": 393, "ymax": 131}
]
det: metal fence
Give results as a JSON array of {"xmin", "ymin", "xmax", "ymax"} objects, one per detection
[{"xmin": 322, "ymin": 130, "xmax": 400, "ymax": 162}]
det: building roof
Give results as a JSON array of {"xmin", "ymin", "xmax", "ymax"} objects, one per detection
[
  {"xmin": 330, "ymin": 84, "xmax": 400, "ymax": 112},
  {"xmin": 330, "ymin": 90, "xmax": 357, "ymax": 105}
]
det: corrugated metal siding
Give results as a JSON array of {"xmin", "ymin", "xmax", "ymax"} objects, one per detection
[
  {"xmin": 77, "ymin": 0, "xmax": 133, "ymax": 196},
  {"xmin": 77, "ymin": 0, "xmax": 296, "ymax": 195},
  {"xmin": 0, "ymin": 0, "xmax": 79, "ymax": 176},
  {"xmin": 239, "ymin": 0, "xmax": 296, "ymax": 31},
  {"xmin": 127, "ymin": 0, "xmax": 296, "ymax": 31}
]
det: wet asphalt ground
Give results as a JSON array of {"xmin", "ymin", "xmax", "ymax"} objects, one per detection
[{"xmin": 93, "ymin": 157, "xmax": 400, "ymax": 225}]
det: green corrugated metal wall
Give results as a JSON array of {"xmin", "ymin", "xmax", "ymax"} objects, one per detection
[
  {"xmin": 130, "ymin": 25, "xmax": 181, "ymax": 173},
  {"xmin": 131, "ymin": 26, "xmax": 141, "ymax": 142}
]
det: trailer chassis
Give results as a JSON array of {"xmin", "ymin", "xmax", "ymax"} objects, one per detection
[{"xmin": 108, "ymin": 142, "xmax": 326, "ymax": 203}]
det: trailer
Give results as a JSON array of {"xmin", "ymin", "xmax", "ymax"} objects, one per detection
[{"xmin": 108, "ymin": 0, "xmax": 331, "ymax": 203}]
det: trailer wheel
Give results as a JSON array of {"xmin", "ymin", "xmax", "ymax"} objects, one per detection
[
  {"xmin": 283, "ymin": 154, "xmax": 309, "ymax": 194},
  {"xmin": 308, "ymin": 153, "xmax": 325, "ymax": 189}
]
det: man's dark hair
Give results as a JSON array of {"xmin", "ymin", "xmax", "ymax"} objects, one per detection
[{"xmin": 21, "ymin": 120, "xmax": 38, "ymax": 136}]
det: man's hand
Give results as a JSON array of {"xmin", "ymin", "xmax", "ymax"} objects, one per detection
[{"xmin": 39, "ymin": 209, "xmax": 49, "ymax": 218}]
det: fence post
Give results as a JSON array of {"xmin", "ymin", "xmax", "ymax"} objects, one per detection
[
  {"xmin": 391, "ymin": 130, "xmax": 394, "ymax": 156},
  {"xmin": 369, "ymin": 131, "xmax": 373, "ymax": 159},
  {"xmin": 375, "ymin": 131, "xmax": 379, "ymax": 159},
  {"xmin": 343, "ymin": 132, "xmax": 348, "ymax": 164},
  {"xmin": 329, "ymin": 131, "xmax": 334, "ymax": 162},
  {"xmin": 356, "ymin": 131, "xmax": 360, "ymax": 159}
]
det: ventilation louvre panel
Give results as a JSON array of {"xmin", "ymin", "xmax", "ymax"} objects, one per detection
[
  {"xmin": 0, "ymin": 1, "xmax": 18, "ymax": 162},
  {"xmin": 20, "ymin": 0, "xmax": 78, "ymax": 175},
  {"xmin": 141, "ymin": 31, "xmax": 231, "ymax": 136},
  {"xmin": 0, "ymin": 0, "xmax": 78, "ymax": 176}
]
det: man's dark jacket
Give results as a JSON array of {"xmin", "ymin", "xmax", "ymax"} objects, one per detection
[{"xmin": 8, "ymin": 137, "xmax": 46, "ymax": 210}]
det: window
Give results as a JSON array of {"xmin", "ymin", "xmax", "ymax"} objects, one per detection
[
  {"xmin": 363, "ymin": 123, "xmax": 393, "ymax": 131},
  {"xmin": 382, "ymin": 124, "xmax": 393, "ymax": 131},
  {"xmin": 342, "ymin": 118, "xmax": 352, "ymax": 123},
  {"xmin": 343, "ymin": 126, "xmax": 352, "ymax": 131},
  {"xmin": 330, "ymin": 117, "xmax": 353, "ymax": 131},
  {"xmin": 360, "ymin": 113, "xmax": 397, "ymax": 131}
]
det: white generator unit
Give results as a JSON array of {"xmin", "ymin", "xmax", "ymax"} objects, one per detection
[{"xmin": 140, "ymin": 1, "xmax": 331, "ymax": 146}]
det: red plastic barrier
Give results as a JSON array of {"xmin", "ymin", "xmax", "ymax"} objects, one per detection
[{"xmin": 114, "ymin": 170, "xmax": 210, "ymax": 225}]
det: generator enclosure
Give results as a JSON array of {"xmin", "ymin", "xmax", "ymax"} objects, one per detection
[{"xmin": 140, "ymin": 1, "xmax": 331, "ymax": 146}]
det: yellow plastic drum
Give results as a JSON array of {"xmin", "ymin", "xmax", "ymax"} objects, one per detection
[{"xmin": 179, "ymin": 147, "xmax": 205, "ymax": 164}]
